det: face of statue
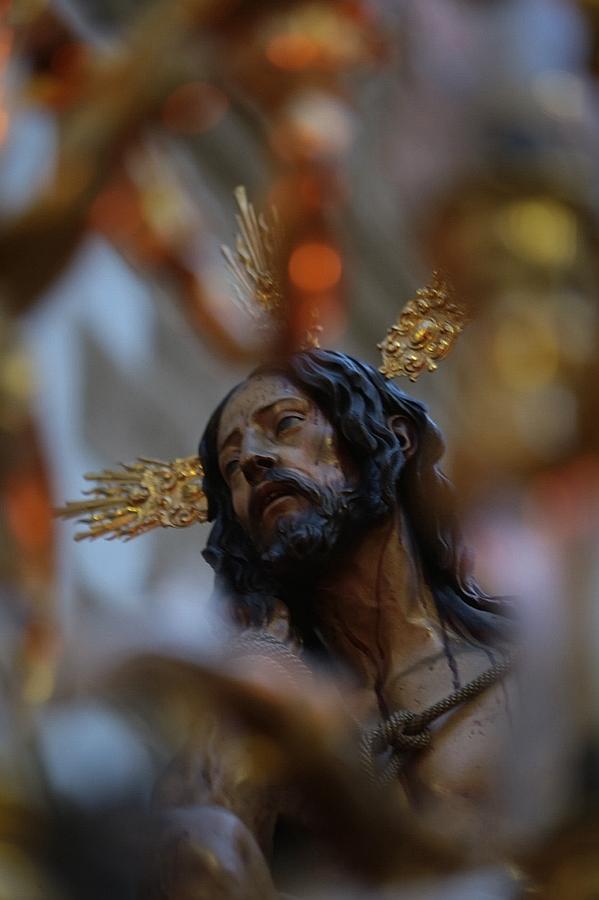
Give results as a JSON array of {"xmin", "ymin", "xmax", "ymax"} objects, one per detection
[{"xmin": 216, "ymin": 373, "xmax": 359, "ymax": 570}]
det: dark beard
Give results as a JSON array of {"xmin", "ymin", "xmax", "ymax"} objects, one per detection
[{"xmin": 248, "ymin": 468, "xmax": 368, "ymax": 583}]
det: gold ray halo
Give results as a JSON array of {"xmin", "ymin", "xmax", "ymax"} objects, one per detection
[
  {"xmin": 221, "ymin": 186, "xmax": 323, "ymax": 349},
  {"xmin": 221, "ymin": 185, "xmax": 284, "ymax": 323},
  {"xmin": 56, "ymin": 456, "xmax": 207, "ymax": 541}
]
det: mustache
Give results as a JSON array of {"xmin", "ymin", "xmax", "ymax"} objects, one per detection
[
  {"xmin": 248, "ymin": 469, "xmax": 353, "ymax": 525},
  {"xmin": 248, "ymin": 468, "xmax": 325, "ymax": 527}
]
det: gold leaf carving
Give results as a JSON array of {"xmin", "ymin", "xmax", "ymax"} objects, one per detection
[
  {"xmin": 56, "ymin": 456, "xmax": 207, "ymax": 541},
  {"xmin": 378, "ymin": 272, "xmax": 466, "ymax": 382}
]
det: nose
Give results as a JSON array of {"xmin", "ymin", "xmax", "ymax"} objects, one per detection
[{"xmin": 240, "ymin": 433, "xmax": 278, "ymax": 486}]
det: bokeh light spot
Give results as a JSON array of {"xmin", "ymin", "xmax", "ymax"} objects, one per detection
[
  {"xmin": 162, "ymin": 82, "xmax": 228, "ymax": 135},
  {"xmin": 284, "ymin": 91, "xmax": 353, "ymax": 158},
  {"xmin": 496, "ymin": 199, "xmax": 578, "ymax": 268},
  {"xmin": 0, "ymin": 107, "xmax": 9, "ymax": 142},
  {"xmin": 5, "ymin": 473, "xmax": 52, "ymax": 555},
  {"xmin": 266, "ymin": 33, "xmax": 319, "ymax": 70},
  {"xmin": 493, "ymin": 308, "xmax": 560, "ymax": 391},
  {"xmin": 289, "ymin": 243, "xmax": 342, "ymax": 292}
]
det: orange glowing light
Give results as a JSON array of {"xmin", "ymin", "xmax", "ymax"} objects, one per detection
[
  {"xmin": 161, "ymin": 82, "xmax": 228, "ymax": 135},
  {"xmin": 0, "ymin": 24, "xmax": 12, "ymax": 145},
  {"xmin": 23, "ymin": 619, "xmax": 58, "ymax": 661},
  {"xmin": 0, "ymin": 27, "xmax": 12, "ymax": 63},
  {"xmin": 90, "ymin": 184, "xmax": 139, "ymax": 236},
  {"xmin": 5, "ymin": 474, "xmax": 52, "ymax": 555},
  {"xmin": 266, "ymin": 33, "xmax": 319, "ymax": 71},
  {"xmin": 0, "ymin": 107, "xmax": 8, "ymax": 142},
  {"xmin": 50, "ymin": 42, "xmax": 87, "ymax": 78},
  {"xmin": 289, "ymin": 243, "xmax": 342, "ymax": 292}
]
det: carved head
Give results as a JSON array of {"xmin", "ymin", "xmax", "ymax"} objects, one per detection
[
  {"xmin": 212, "ymin": 369, "xmax": 359, "ymax": 564},
  {"xmin": 199, "ymin": 350, "xmax": 506, "ymax": 643}
]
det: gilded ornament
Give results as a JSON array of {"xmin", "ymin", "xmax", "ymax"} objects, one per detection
[
  {"xmin": 378, "ymin": 272, "xmax": 467, "ymax": 381},
  {"xmin": 300, "ymin": 306, "xmax": 323, "ymax": 350},
  {"xmin": 221, "ymin": 186, "xmax": 323, "ymax": 351},
  {"xmin": 221, "ymin": 186, "xmax": 284, "ymax": 323},
  {"xmin": 56, "ymin": 456, "xmax": 207, "ymax": 540}
]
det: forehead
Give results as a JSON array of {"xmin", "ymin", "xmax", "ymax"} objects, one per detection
[{"xmin": 217, "ymin": 373, "xmax": 311, "ymax": 446}]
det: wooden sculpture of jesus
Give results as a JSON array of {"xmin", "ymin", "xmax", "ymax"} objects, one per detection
[{"xmin": 142, "ymin": 348, "xmax": 513, "ymax": 899}]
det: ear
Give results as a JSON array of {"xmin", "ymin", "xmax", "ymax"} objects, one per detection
[{"xmin": 387, "ymin": 414, "xmax": 418, "ymax": 460}]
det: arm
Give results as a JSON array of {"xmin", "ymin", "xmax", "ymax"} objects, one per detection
[{"xmin": 140, "ymin": 725, "xmax": 279, "ymax": 900}]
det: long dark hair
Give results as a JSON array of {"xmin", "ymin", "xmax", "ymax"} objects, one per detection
[{"xmin": 199, "ymin": 349, "xmax": 509, "ymax": 646}]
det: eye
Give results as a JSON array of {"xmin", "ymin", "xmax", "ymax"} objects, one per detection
[
  {"xmin": 276, "ymin": 414, "xmax": 304, "ymax": 436},
  {"xmin": 224, "ymin": 458, "xmax": 240, "ymax": 479}
]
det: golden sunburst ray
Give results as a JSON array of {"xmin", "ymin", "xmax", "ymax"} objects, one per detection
[{"xmin": 56, "ymin": 456, "xmax": 208, "ymax": 541}]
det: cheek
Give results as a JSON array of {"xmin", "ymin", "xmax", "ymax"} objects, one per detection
[
  {"xmin": 301, "ymin": 423, "xmax": 353, "ymax": 487},
  {"xmin": 316, "ymin": 432, "xmax": 342, "ymax": 468},
  {"xmin": 229, "ymin": 478, "xmax": 251, "ymax": 526},
  {"xmin": 318, "ymin": 428, "xmax": 359, "ymax": 489}
]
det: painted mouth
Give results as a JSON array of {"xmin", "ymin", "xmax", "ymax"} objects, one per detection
[{"xmin": 251, "ymin": 482, "xmax": 302, "ymax": 523}]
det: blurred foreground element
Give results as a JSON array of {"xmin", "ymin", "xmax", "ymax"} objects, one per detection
[
  {"xmin": 0, "ymin": 636, "xmax": 467, "ymax": 900},
  {"xmin": 2, "ymin": 632, "xmax": 597, "ymax": 898}
]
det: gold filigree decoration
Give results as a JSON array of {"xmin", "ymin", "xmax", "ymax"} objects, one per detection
[
  {"xmin": 378, "ymin": 272, "xmax": 467, "ymax": 381},
  {"xmin": 221, "ymin": 186, "xmax": 323, "ymax": 350},
  {"xmin": 299, "ymin": 305, "xmax": 323, "ymax": 350},
  {"xmin": 221, "ymin": 186, "xmax": 284, "ymax": 324},
  {"xmin": 56, "ymin": 456, "xmax": 207, "ymax": 541}
]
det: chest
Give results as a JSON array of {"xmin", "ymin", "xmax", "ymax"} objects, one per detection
[{"xmin": 348, "ymin": 646, "xmax": 515, "ymax": 847}]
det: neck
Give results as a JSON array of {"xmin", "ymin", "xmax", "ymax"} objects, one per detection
[{"xmin": 312, "ymin": 510, "xmax": 445, "ymax": 691}]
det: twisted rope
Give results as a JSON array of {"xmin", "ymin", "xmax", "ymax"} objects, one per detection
[
  {"xmin": 230, "ymin": 631, "xmax": 513, "ymax": 787},
  {"xmin": 360, "ymin": 652, "xmax": 513, "ymax": 785}
]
